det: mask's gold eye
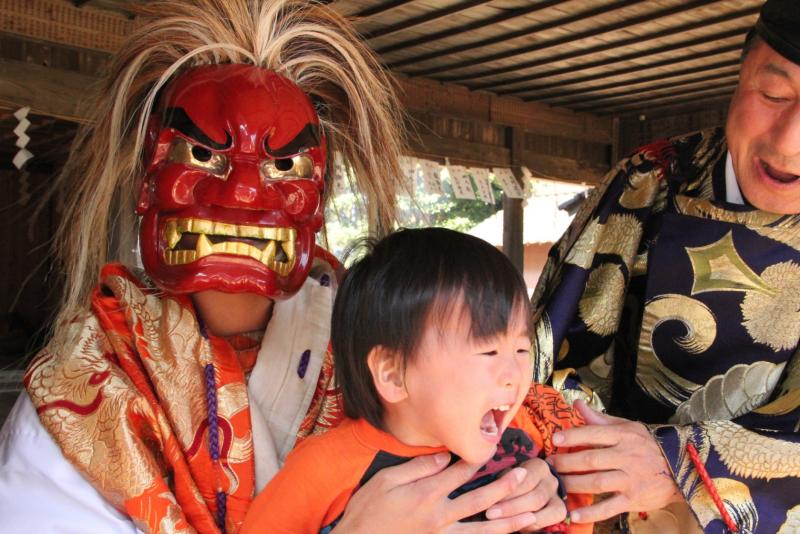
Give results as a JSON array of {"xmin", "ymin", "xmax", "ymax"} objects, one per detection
[
  {"xmin": 167, "ymin": 137, "xmax": 228, "ymax": 178},
  {"xmin": 261, "ymin": 155, "xmax": 315, "ymax": 181}
]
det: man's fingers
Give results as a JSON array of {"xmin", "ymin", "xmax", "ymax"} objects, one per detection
[
  {"xmin": 551, "ymin": 423, "xmax": 625, "ymax": 448},
  {"xmin": 486, "ymin": 463, "xmax": 558, "ymax": 518},
  {"xmin": 560, "ymin": 470, "xmax": 628, "ymax": 494},
  {"xmin": 452, "ymin": 512, "xmax": 536, "ymax": 534},
  {"xmin": 414, "ymin": 460, "xmax": 485, "ymax": 499},
  {"xmin": 573, "ymin": 400, "xmax": 621, "ymax": 425},
  {"xmin": 548, "ymin": 448, "xmax": 627, "ymax": 474},
  {"xmin": 500, "ymin": 458, "xmax": 551, "ymax": 500},
  {"xmin": 446, "ymin": 467, "xmax": 525, "ymax": 523},
  {"xmin": 373, "ymin": 452, "xmax": 451, "ymax": 487},
  {"xmin": 519, "ymin": 493, "xmax": 568, "ymax": 532},
  {"xmin": 570, "ymin": 494, "xmax": 628, "ymax": 524}
]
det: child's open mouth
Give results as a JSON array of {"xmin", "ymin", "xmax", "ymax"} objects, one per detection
[{"xmin": 480, "ymin": 404, "xmax": 511, "ymax": 437}]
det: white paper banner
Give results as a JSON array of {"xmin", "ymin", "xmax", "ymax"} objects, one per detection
[
  {"xmin": 12, "ymin": 149, "xmax": 33, "ymax": 169},
  {"xmin": 13, "ymin": 106, "xmax": 32, "ymax": 170},
  {"xmin": 398, "ymin": 156, "xmax": 416, "ymax": 197},
  {"xmin": 419, "ymin": 159, "xmax": 444, "ymax": 195},
  {"xmin": 470, "ymin": 167, "xmax": 494, "ymax": 204},
  {"xmin": 492, "ymin": 167, "xmax": 524, "ymax": 198},
  {"xmin": 332, "ymin": 152, "xmax": 349, "ymax": 195},
  {"xmin": 448, "ymin": 164, "xmax": 476, "ymax": 200}
]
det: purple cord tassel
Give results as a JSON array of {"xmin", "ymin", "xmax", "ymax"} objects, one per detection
[
  {"xmin": 216, "ymin": 491, "xmax": 227, "ymax": 531},
  {"xmin": 204, "ymin": 364, "xmax": 220, "ymax": 461},
  {"xmin": 204, "ymin": 363, "xmax": 226, "ymax": 532}
]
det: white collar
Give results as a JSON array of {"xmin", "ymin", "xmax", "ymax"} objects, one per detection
[
  {"xmin": 247, "ymin": 268, "xmax": 336, "ymax": 491},
  {"xmin": 725, "ymin": 151, "xmax": 745, "ymax": 205}
]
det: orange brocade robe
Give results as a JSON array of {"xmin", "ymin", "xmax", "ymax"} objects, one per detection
[{"xmin": 24, "ymin": 264, "xmax": 343, "ymax": 534}]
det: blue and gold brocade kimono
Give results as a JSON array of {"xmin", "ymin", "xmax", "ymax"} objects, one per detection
[{"xmin": 532, "ymin": 128, "xmax": 800, "ymax": 533}]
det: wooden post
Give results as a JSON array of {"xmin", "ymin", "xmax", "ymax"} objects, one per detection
[{"xmin": 503, "ymin": 126, "xmax": 524, "ymax": 274}]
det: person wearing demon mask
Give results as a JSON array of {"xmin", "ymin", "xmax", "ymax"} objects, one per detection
[{"xmin": 0, "ymin": 1, "xmax": 563, "ymax": 533}]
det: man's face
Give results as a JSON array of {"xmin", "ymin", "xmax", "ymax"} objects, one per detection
[
  {"xmin": 137, "ymin": 65, "xmax": 326, "ymax": 299},
  {"xmin": 726, "ymin": 39, "xmax": 800, "ymax": 214}
]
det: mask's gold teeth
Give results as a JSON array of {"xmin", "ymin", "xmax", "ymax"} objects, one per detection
[
  {"xmin": 165, "ymin": 220, "xmax": 180, "ymax": 250},
  {"xmin": 262, "ymin": 240, "xmax": 277, "ymax": 265},
  {"xmin": 196, "ymin": 234, "xmax": 213, "ymax": 259},
  {"xmin": 214, "ymin": 222, "xmax": 237, "ymax": 237},
  {"xmin": 189, "ymin": 219, "xmax": 213, "ymax": 235},
  {"xmin": 281, "ymin": 240, "xmax": 295, "ymax": 264},
  {"xmin": 163, "ymin": 217, "xmax": 297, "ymax": 274}
]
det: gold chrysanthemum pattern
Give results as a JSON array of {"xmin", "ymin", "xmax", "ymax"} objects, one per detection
[
  {"xmin": 741, "ymin": 262, "xmax": 800, "ymax": 351},
  {"xmin": 579, "ymin": 263, "xmax": 625, "ymax": 336}
]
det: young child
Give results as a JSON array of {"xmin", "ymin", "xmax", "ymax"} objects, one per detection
[{"xmin": 242, "ymin": 228, "xmax": 591, "ymax": 533}]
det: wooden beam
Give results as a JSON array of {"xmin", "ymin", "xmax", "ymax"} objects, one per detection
[
  {"xmin": 0, "ymin": 61, "xmax": 611, "ymax": 183},
  {"xmin": 585, "ymin": 82, "xmax": 738, "ymax": 115},
  {"xmin": 389, "ymin": 0, "xmax": 642, "ymax": 71},
  {"xmin": 519, "ymin": 152, "xmax": 608, "ymax": 185},
  {"xmin": 401, "ymin": 0, "xmax": 719, "ymax": 77},
  {"xmin": 398, "ymin": 76, "xmax": 613, "ymax": 145},
  {"xmin": 2, "ymin": 0, "xmax": 133, "ymax": 53},
  {"xmin": 524, "ymin": 59, "xmax": 740, "ymax": 104},
  {"xmin": 0, "ymin": 59, "xmax": 96, "ymax": 122},
  {"xmin": 362, "ymin": 0, "xmax": 493, "ymax": 40},
  {"xmin": 352, "ymin": 0, "xmax": 415, "ymax": 19},
  {"xmin": 488, "ymin": 40, "xmax": 743, "ymax": 95},
  {"xmin": 503, "ymin": 127, "xmax": 524, "ymax": 273},
  {"xmin": 409, "ymin": 132, "xmax": 510, "ymax": 168},
  {"xmin": 438, "ymin": 5, "xmax": 756, "ymax": 84},
  {"xmin": 408, "ymin": 131, "xmax": 607, "ymax": 185},
  {"xmin": 375, "ymin": 0, "xmax": 563, "ymax": 56}
]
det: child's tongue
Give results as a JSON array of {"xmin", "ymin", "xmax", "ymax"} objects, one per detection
[{"xmin": 480, "ymin": 410, "xmax": 499, "ymax": 436}]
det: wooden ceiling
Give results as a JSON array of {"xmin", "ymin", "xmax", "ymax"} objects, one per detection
[
  {"xmin": 1, "ymin": 0, "xmax": 762, "ymax": 176},
  {"xmin": 76, "ymin": 0, "xmax": 760, "ymax": 117},
  {"xmin": 340, "ymin": 0, "xmax": 759, "ymax": 117}
]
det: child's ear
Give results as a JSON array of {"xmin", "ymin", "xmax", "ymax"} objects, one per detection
[{"xmin": 367, "ymin": 346, "xmax": 407, "ymax": 404}]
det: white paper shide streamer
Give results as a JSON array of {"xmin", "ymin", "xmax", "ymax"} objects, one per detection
[{"xmin": 12, "ymin": 107, "xmax": 33, "ymax": 170}]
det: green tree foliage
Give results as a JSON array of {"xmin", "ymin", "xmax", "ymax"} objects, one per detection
[{"xmin": 321, "ymin": 170, "xmax": 504, "ymax": 260}]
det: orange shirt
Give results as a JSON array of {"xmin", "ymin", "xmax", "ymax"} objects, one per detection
[{"xmin": 243, "ymin": 383, "xmax": 592, "ymax": 533}]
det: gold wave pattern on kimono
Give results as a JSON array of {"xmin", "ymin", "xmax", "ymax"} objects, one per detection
[
  {"xmin": 636, "ymin": 294, "xmax": 714, "ymax": 406},
  {"xmin": 675, "ymin": 196, "xmax": 791, "ymax": 227},
  {"xmin": 754, "ymin": 225, "xmax": 800, "ymax": 252},
  {"xmin": 672, "ymin": 361, "xmax": 786, "ymax": 425},
  {"xmin": 706, "ymin": 420, "xmax": 800, "ymax": 480},
  {"xmin": 669, "ymin": 424, "xmax": 759, "ymax": 532},
  {"xmin": 689, "ymin": 477, "xmax": 758, "ymax": 533}
]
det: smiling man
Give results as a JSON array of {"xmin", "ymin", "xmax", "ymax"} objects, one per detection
[{"xmin": 531, "ymin": 0, "xmax": 800, "ymax": 532}]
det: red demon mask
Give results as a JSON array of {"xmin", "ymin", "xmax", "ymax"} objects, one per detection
[{"xmin": 137, "ymin": 64, "xmax": 326, "ymax": 299}]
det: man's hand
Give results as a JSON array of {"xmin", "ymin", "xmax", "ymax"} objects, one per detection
[
  {"xmin": 335, "ymin": 452, "xmax": 537, "ymax": 533},
  {"xmin": 485, "ymin": 457, "xmax": 567, "ymax": 532},
  {"xmin": 547, "ymin": 400, "xmax": 683, "ymax": 523}
]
